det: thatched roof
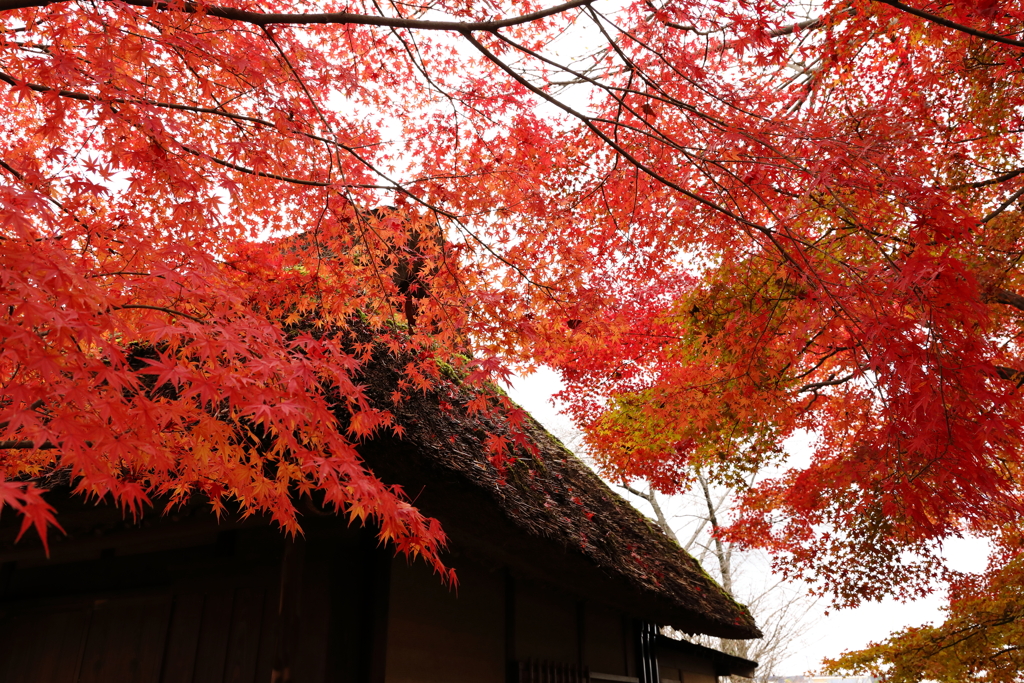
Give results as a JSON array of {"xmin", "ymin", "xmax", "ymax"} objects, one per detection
[
  {"xmin": 0, "ymin": 328, "xmax": 759, "ymax": 640},
  {"xmin": 277, "ymin": 216, "xmax": 758, "ymax": 638},
  {"xmin": 354, "ymin": 348, "xmax": 761, "ymax": 640}
]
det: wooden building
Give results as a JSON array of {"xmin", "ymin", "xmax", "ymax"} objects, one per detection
[{"xmin": 0, "ymin": 352, "xmax": 760, "ymax": 683}]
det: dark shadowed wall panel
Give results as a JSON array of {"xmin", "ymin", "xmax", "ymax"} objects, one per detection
[
  {"xmin": 162, "ymin": 593, "xmax": 205, "ymax": 683},
  {"xmin": 0, "ymin": 601, "xmax": 91, "ymax": 682},
  {"xmin": 384, "ymin": 556, "xmax": 504, "ymax": 683},
  {"xmin": 77, "ymin": 595, "xmax": 171, "ymax": 683},
  {"xmin": 515, "ymin": 579, "xmax": 578, "ymax": 665},
  {"xmin": 583, "ymin": 603, "xmax": 629, "ymax": 676},
  {"xmin": 0, "ymin": 524, "xmax": 322, "ymax": 683}
]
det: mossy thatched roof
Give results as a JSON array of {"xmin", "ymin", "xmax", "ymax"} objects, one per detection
[
  {"xmin": 355, "ymin": 349, "xmax": 761, "ymax": 640},
  {"xmin": 0, "ymin": 327, "xmax": 760, "ymax": 640}
]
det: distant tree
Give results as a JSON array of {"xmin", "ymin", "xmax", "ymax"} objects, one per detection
[
  {"xmin": 623, "ymin": 480, "xmax": 817, "ymax": 682},
  {"xmin": 824, "ymin": 529, "xmax": 1024, "ymax": 683}
]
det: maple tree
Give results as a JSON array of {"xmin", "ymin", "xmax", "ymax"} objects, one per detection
[
  {"xmin": 2, "ymin": 0, "xmax": 1024, "ymax": 675},
  {"xmin": 823, "ymin": 536, "xmax": 1024, "ymax": 682}
]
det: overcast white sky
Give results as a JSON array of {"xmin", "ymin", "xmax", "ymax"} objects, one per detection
[{"xmin": 506, "ymin": 367, "xmax": 991, "ymax": 677}]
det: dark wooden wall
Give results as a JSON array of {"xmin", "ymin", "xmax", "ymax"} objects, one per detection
[
  {"xmin": 0, "ymin": 511, "xmax": 383, "ymax": 683},
  {"xmin": 0, "ymin": 500, "xmax": 710, "ymax": 683}
]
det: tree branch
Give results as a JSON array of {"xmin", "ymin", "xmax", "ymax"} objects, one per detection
[
  {"xmin": 0, "ymin": 74, "xmax": 553, "ymax": 293},
  {"xmin": 982, "ymin": 187, "xmax": 1024, "ymax": 223},
  {"xmin": 179, "ymin": 143, "xmax": 331, "ymax": 186},
  {"xmin": 0, "ymin": 0, "xmax": 595, "ymax": 32},
  {"xmin": 696, "ymin": 466, "xmax": 733, "ymax": 596},
  {"xmin": 767, "ymin": 17, "xmax": 825, "ymax": 37},
  {"xmin": 0, "ymin": 69, "xmax": 375, "ymax": 159},
  {"xmin": 994, "ymin": 366, "xmax": 1024, "ymax": 383},
  {"xmin": 621, "ymin": 483, "xmax": 680, "ymax": 544},
  {"xmin": 797, "ymin": 373, "xmax": 854, "ymax": 393},
  {"xmin": 989, "ymin": 288, "xmax": 1024, "ymax": 312},
  {"xmin": 113, "ymin": 304, "xmax": 206, "ymax": 323},
  {"xmin": 970, "ymin": 166, "xmax": 1024, "ymax": 189},
  {"xmin": 460, "ymin": 30, "xmax": 773, "ymax": 236},
  {"xmin": 872, "ymin": 0, "xmax": 1024, "ymax": 49},
  {"xmin": 0, "ymin": 399, "xmax": 45, "ymax": 433},
  {"xmin": 0, "ymin": 439, "xmax": 58, "ymax": 449},
  {"xmin": 682, "ymin": 515, "xmax": 710, "ymax": 553}
]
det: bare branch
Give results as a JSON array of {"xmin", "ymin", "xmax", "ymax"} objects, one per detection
[
  {"xmin": 646, "ymin": 487, "xmax": 680, "ymax": 544},
  {"xmin": 621, "ymin": 483, "xmax": 680, "ymax": 544},
  {"xmin": 696, "ymin": 466, "xmax": 732, "ymax": 595}
]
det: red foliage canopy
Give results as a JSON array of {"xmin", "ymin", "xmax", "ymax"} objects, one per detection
[{"xmin": 1, "ymin": 0, "xmax": 1023, "ymax": 638}]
